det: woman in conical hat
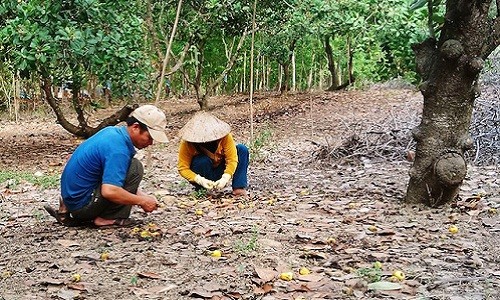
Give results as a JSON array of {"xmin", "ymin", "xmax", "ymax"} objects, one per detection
[{"xmin": 177, "ymin": 111, "xmax": 249, "ymax": 196}]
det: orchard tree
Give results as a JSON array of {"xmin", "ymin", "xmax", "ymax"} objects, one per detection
[
  {"xmin": 407, "ymin": 0, "xmax": 499, "ymax": 206},
  {"xmin": 176, "ymin": 0, "xmax": 253, "ymax": 109},
  {"xmin": 0, "ymin": 0, "xmax": 151, "ymax": 137},
  {"xmin": 259, "ymin": 0, "xmax": 309, "ymax": 93}
]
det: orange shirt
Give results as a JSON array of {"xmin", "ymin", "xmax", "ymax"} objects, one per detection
[{"xmin": 177, "ymin": 133, "xmax": 238, "ymax": 182}]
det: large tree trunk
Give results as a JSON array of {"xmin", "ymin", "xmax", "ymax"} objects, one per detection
[{"xmin": 406, "ymin": 1, "xmax": 499, "ymax": 206}]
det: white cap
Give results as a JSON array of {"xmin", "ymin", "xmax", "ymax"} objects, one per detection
[{"xmin": 130, "ymin": 105, "xmax": 169, "ymax": 143}]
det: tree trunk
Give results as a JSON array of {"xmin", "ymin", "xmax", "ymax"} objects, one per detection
[
  {"xmin": 292, "ymin": 51, "xmax": 296, "ymax": 92},
  {"xmin": 279, "ymin": 39, "xmax": 297, "ymax": 94},
  {"xmin": 406, "ymin": 0, "xmax": 499, "ymax": 206},
  {"xmin": 42, "ymin": 78, "xmax": 135, "ymax": 138},
  {"xmin": 279, "ymin": 62, "xmax": 290, "ymax": 94},
  {"xmin": 324, "ymin": 35, "xmax": 341, "ymax": 91}
]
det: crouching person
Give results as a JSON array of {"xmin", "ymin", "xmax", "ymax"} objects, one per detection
[
  {"xmin": 45, "ymin": 105, "xmax": 169, "ymax": 227},
  {"xmin": 177, "ymin": 111, "xmax": 249, "ymax": 196}
]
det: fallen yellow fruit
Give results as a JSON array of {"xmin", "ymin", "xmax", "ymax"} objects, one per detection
[
  {"xmin": 299, "ymin": 267, "xmax": 311, "ymax": 275},
  {"xmin": 72, "ymin": 273, "xmax": 81, "ymax": 282},
  {"xmin": 326, "ymin": 237, "xmax": 336, "ymax": 245},
  {"xmin": 448, "ymin": 225, "xmax": 459, "ymax": 234},
  {"xmin": 392, "ymin": 270, "xmax": 405, "ymax": 281},
  {"xmin": 373, "ymin": 261, "xmax": 383, "ymax": 269},
  {"xmin": 140, "ymin": 230, "xmax": 152, "ymax": 239},
  {"xmin": 368, "ymin": 225, "xmax": 378, "ymax": 232},
  {"xmin": 100, "ymin": 252, "xmax": 110, "ymax": 261},
  {"xmin": 279, "ymin": 272, "xmax": 293, "ymax": 281},
  {"xmin": 211, "ymin": 250, "xmax": 222, "ymax": 258},
  {"xmin": 195, "ymin": 209, "xmax": 203, "ymax": 216}
]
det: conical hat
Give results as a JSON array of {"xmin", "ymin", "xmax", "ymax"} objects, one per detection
[{"xmin": 179, "ymin": 111, "xmax": 231, "ymax": 143}]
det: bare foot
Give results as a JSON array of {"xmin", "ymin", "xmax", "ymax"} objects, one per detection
[
  {"xmin": 94, "ymin": 217, "xmax": 137, "ymax": 227},
  {"xmin": 94, "ymin": 217, "xmax": 117, "ymax": 226},
  {"xmin": 58, "ymin": 197, "xmax": 68, "ymax": 214},
  {"xmin": 232, "ymin": 188, "xmax": 247, "ymax": 197}
]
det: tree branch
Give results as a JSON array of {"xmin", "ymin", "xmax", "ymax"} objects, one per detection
[
  {"xmin": 166, "ymin": 41, "xmax": 191, "ymax": 76},
  {"xmin": 427, "ymin": 0, "xmax": 436, "ymax": 39},
  {"xmin": 204, "ymin": 29, "xmax": 249, "ymax": 96}
]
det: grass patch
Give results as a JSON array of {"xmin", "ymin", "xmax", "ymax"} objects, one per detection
[
  {"xmin": 190, "ymin": 188, "xmax": 208, "ymax": 199},
  {"xmin": 248, "ymin": 127, "xmax": 274, "ymax": 162},
  {"xmin": 234, "ymin": 226, "xmax": 259, "ymax": 255},
  {"xmin": 0, "ymin": 170, "xmax": 60, "ymax": 189},
  {"xmin": 357, "ymin": 263, "xmax": 383, "ymax": 283}
]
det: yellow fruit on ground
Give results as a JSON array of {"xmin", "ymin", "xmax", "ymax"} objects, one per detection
[
  {"xmin": 211, "ymin": 250, "xmax": 222, "ymax": 258},
  {"xmin": 448, "ymin": 225, "xmax": 459, "ymax": 234},
  {"xmin": 373, "ymin": 261, "xmax": 383, "ymax": 269},
  {"xmin": 100, "ymin": 252, "xmax": 110, "ymax": 261},
  {"xmin": 279, "ymin": 272, "xmax": 293, "ymax": 281},
  {"xmin": 392, "ymin": 270, "xmax": 405, "ymax": 281},
  {"xmin": 299, "ymin": 267, "xmax": 311, "ymax": 275},
  {"xmin": 326, "ymin": 237, "xmax": 336, "ymax": 245},
  {"xmin": 140, "ymin": 230, "xmax": 152, "ymax": 239},
  {"xmin": 195, "ymin": 209, "xmax": 203, "ymax": 216},
  {"xmin": 72, "ymin": 273, "xmax": 81, "ymax": 282},
  {"xmin": 368, "ymin": 225, "xmax": 378, "ymax": 232}
]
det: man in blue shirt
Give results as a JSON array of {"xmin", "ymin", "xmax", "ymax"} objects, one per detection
[{"xmin": 45, "ymin": 105, "xmax": 169, "ymax": 227}]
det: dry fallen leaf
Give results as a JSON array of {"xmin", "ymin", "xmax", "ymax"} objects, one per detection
[{"xmin": 254, "ymin": 267, "xmax": 278, "ymax": 282}]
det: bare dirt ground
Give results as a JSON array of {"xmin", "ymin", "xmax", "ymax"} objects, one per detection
[{"xmin": 0, "ymin": 88, "xmax": 499, "ymax": 300}]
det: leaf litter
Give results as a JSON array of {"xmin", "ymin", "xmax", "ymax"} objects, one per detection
[{"xmin": 0, "ymin": 88, "xmax": 498, "ymax": 299}]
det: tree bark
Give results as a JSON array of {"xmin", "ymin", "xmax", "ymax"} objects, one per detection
[
  {"xmin": 42, "ymin": 78, "xmax": 135, "ymax": 138},
  {"xmin": 406, "ymin": 0, "xmax": 499, "ymax": 206},
  {"xmin": 279, "ymin": 39, "xmax": 297, "ymax": 94},
  {"xmin": 324, "ymin": 36, "xmax": 341, "ymax": 91}
]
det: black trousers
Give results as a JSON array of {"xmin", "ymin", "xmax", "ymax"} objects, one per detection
[{"xmin": 71, "ymin": 158, "xmax": 143, "ymax": 221}]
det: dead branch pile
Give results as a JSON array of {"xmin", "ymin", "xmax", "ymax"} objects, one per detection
[
  {"xmin": 313, "ymin": 50, "xmax": 499, "ymax": 167},
  {"xmin": 468, "ymin": 88, "xmax": 500, "ymax": 166},
  {"xmin": 312, "ymin": 117, "xmax": 418, "ymax": 166}
]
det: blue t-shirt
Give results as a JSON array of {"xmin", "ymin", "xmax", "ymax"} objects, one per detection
[{"xmin": 61, "ymin": 126, "xmax": 136, "ymax": 211}]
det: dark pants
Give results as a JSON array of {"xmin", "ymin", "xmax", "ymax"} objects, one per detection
[
  {"xmin": 71, "ymin": 158, "xmax": 143, "ymax": 221},
  {"xmin": 191, "ymin": 144, "xmax": 249, "ymax": 189}
]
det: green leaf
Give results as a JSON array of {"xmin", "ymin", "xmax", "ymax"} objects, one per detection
[
  {"xmin": 367, "ymin": 281, "xmax": 402, "ymax": 291},
  {"xmin": 410, "ymin": 0, "xmax": 427, "ymax": 10}
]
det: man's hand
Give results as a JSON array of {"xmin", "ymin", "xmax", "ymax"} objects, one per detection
[
  {"xmin": 214, "ymin": 173, "xmax": 231, "ymax": 189},
  {"xmin": 140, "ymin": 195, "xmax": 158, "ymax": 212},
  {"xmin": 194, "ymin": 175, "xmax": 215, "ymax": 190}
]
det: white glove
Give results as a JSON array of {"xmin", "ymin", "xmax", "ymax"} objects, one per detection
[
  {"xmin": 194, "ymin": 175, "xmax": 215, "ymax": 190},
  {"xmin": 214, "ymin": 173, "xmax": 231, "ymax": 189}
]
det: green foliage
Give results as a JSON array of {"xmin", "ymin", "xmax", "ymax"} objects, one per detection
[
  {"xmin": 234, "ymin": 226, "xmax": 259, "ymax": 255},
  {"xmin": 31, "ymin": 208, "xmax": 46, "ymax": 222},
  {"xmin": 0, "ymin": 0, "xmax": 431, "ymax": 109},
  {"xmin": 0, "ymin": 0, "xmax": 152, "ymax": 98},
  {"xmin": 0, "ymin": 170, "xmax": 59, "ymax": 189},
  {"xmin": 357, "ymin": 264, "xmax": 382, "ymax": 283},
  {"xmin": 191, "ymin": 188, "xmax": 208, "ymax": 199}
]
